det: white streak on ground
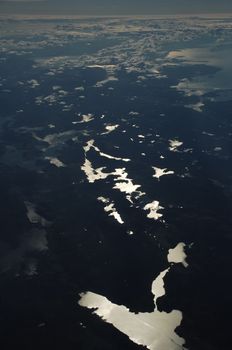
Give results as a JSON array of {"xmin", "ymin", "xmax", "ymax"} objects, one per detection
[
  {"xmin": 152, "ymin": 268, "xmax": 170, "ymax": 309},
  {"xmin": 83, "ymin": 139, "xmax": 131, "ymax": 162}
]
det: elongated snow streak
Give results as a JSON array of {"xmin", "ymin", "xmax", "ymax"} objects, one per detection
[
  {"xmin": 98, "ymin": 197, "xmax": 124, "ymax": 224},
  {"xmin": 83, "ymin": 139, "xmax": 131, "ymax": 162}
]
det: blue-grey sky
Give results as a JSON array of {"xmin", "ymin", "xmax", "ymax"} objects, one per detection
[{"xmin": 1, "ymin": 0, "xmax": 232, "ymax": 15}]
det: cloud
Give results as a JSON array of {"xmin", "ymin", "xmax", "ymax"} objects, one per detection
[{"xmin": 0, "ymin": 229, "xmax": 48, "ymax": 273}]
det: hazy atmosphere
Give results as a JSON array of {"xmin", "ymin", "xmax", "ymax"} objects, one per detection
[{"xmin": 1, "ymin": 0, "xmax": 232, "ymax": 15}]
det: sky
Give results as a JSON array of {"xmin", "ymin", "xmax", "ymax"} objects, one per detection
[{"xmin": 1, "ymin": 0, "xmax": 232, "ymax": 16}]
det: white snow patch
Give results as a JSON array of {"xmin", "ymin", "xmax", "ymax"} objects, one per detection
[
  {"xmin": 169, "ymin": 139, "xmax": 183, "ymax": 152},
  {"xmin": 152, "ymin": 167, "xmax": 174, "ymax": 180},
  {"xmin": 28, "ymin": 79, "xmax": 39, "ymax": 88},
  {"xmin": 185, "ymin": 101, "xmax": 204, "ymax": 113},
  {"xmin": 77, "ymin": 114, "xmax": 94, "ymax": 123},
  {"xmin": 101, "ymin": 124, "xmax": 119, "ymax": 135},
  {"xmin": 152, "ymin": 268, "xmax": 170, "ymax": 308},
  {"xmin": 98, "ymin": 197, "xmax": 124, "ymax": 224},
  {"xmin": 113, "ymin": 168, "xmax": 145, "ymax": 201},
  {"xmin": 95, "ymin": 76, "xmax": 118, "ymax": 87},
  {"xmin": 167, "ymin": 243, "xmax": 188, "ymax": 268},
  {"xmin": 79, "ymin": 267, "xmax": 186, "ymax": 350},
  {"xmin": 144, "ymin": 201, "xmax": 164, "ymax": 220},
  {"xmin": 81, "ymin": 159, "xmax": 110, "ymax": 183},
  {"xmin": 45, "ymin": 157, "xmax": 66, "ymax": 168}
]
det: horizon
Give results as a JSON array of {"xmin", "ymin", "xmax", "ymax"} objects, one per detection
[{"xmin": 1, "ymin": 13, "xmax": 232, "ymax": 19}]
